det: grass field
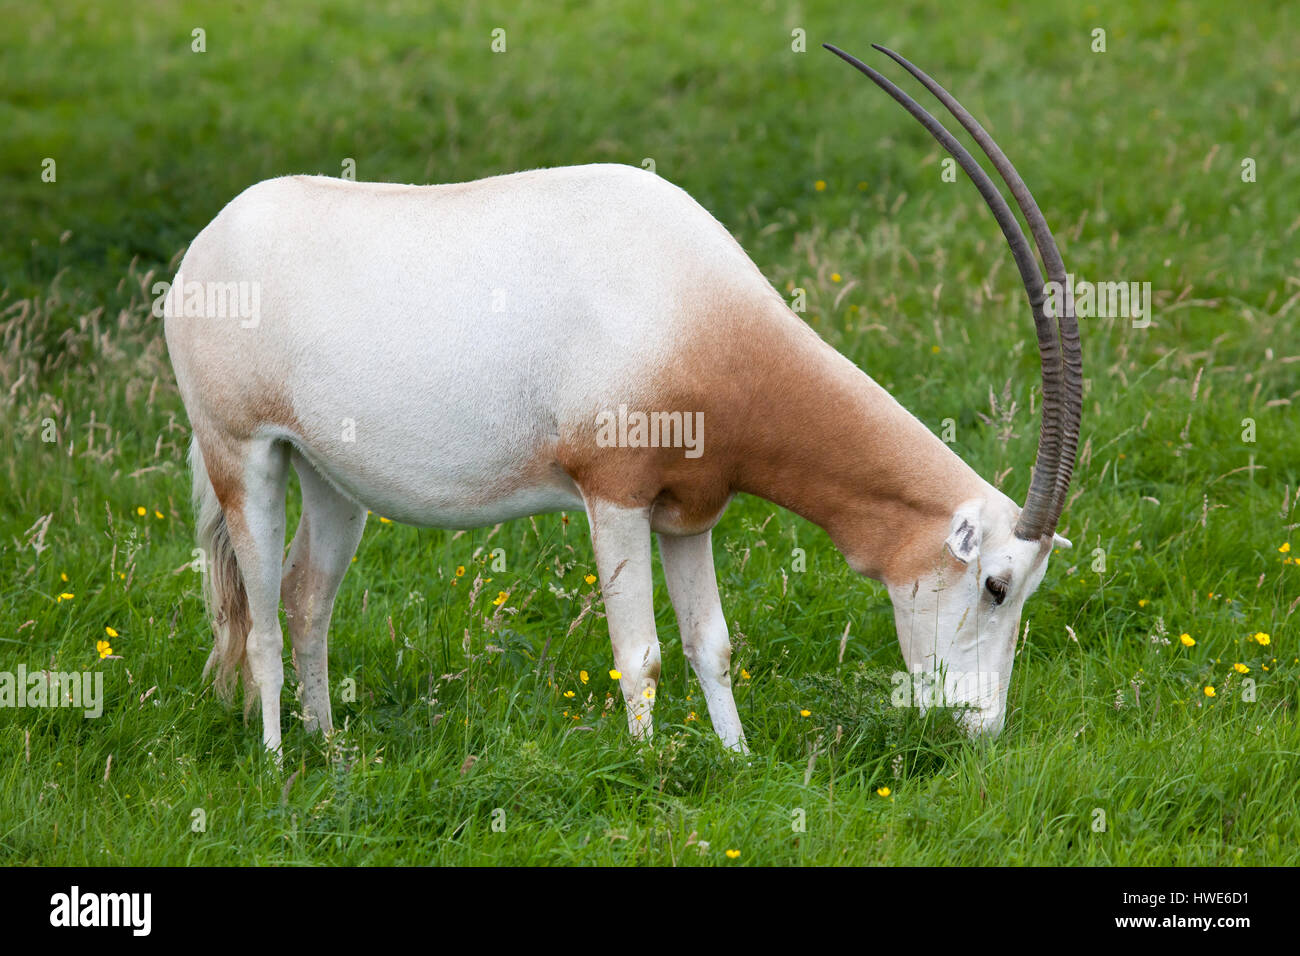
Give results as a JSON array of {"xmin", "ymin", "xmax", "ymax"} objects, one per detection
[{"xmin": 2, "ymin": 0, "xmax": 1298, "ymax": 865}]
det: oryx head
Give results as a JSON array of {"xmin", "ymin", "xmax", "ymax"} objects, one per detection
[
  {"xmin": 828, "ymin": 44, "xmax": 1083, "ymax": 736},
  {"xmin": 886, "ymin": 496, "xmax": 1072, "ymax": 737}
]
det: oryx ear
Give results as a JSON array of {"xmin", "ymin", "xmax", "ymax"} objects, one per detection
[
  {"xmin": 1052, "ymin": 532, "xmax": 1072, "ymax": 550},
  {"xmin": 944, "ymin": 500, "xmax": 984, "ymax": 565}
]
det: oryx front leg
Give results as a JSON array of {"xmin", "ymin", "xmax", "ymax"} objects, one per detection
[
  {"xmin": 221, "ymin": 438, "xmax": 291, "ymax": 756},
  {"xmin": 587, "ymin": 500, "xmax": 660, "ymax": 741},
  {"xmin": 281, "ymin": 451, "xmax": 367, "ymax": 736},
  {"xmin": 659, "ymin": 531, "xmax": 747, "ymax": 753}
]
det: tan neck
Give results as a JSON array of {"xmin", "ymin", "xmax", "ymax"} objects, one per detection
[{"xmin": 726, "ymin": 319, "xmax": 988, "ymax": 582}]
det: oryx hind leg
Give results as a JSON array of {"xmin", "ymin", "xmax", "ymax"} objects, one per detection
[
  {"xmin": 281, "ymin": 450, "xmax": 367, "ymax": 735},
  {"xmin": 217, "ymin": 436, "xmax": 292, "ymax": 754},
  {"xmin": 658, "ymin": 530, "xmax": 747, "ymax": 753}
]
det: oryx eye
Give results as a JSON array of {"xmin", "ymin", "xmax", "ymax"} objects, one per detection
[{"xmin": 985, "ymin": 577, "xmax": 1008, "ymax": 606}]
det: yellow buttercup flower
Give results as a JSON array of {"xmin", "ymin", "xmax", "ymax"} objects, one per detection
[
  {"xmin": 1138, "ymin": 599, "xmax": 1149, "ymax": 607},
  {"xmin": 814, "ymin": 180, "xmax": 826, "ymax": 191},
  {"xmin": 492, "ymin": 591, "xmax": 507, "ymax": 606},
  {"xmin": 1280, "ymin": 542, "xmax": 1291, "ymax": 553},
  {"xmin": 563, "ymin": 690, "xmax": 575, "ymax": 698},
  {"xmin": 831, "ymin": 272, "xmax": 841, "ymax": 282},
  {"xmin": 584, "ymin": 573, "xmax": 597, "ymax": 585},
  {"xmin": 1204, "ymin": 685, "xmax": 1216, "ymax": 697},
  {"xmin": 135, "ymin": 506, "xmax": 146, "ymax": 517},
  {"xmin": 105, "ymin": 626, "xmax": 118, "ymax": 638},
  {"xmin": 1254, "ymin": 632, "xmax": 1271, "ymax": 646},
  {"xmin": 609, "ymin": 669, "xmax": 621, "ymax": 680},
  {"xmin": 96, "ymin": 640, "xmax": 112, "ymax": 659},
  {"xmin": 58, "ymin": 592, "xmax": 74, "ymax": 602},
  {"xmin": 1233, "ymin": 663, "xmax": 1249, "ymax": 674},
  {"xmin": 740, "ymin": 668, "xmax": 751, "ymax": 681},
  {"xmin": 455, "ymin": 565, "xmax": 465, "ymax": 577},
  {"xmin": 799, "ymin": 709, "xmax": 810, "ymax": 717},
  {"xmin": 580, "ymin": 670, "xmax": 589, "ymax": 684},
  {"xmin": 877, "ymin": 786, "xmax": 891, "ymax": 797},
  {"xmin": 725, "ymin": 849, "xmax": 740, "ymax": 859},
  {"xmin": 1180, "ymin": 633, "xmax": 1195, "ymax": 646}
]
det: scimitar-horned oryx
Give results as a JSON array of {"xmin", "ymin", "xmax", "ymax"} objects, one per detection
[{"xmin": 164, "ymin": 43, "xmax": 1081, "ymax": 755}]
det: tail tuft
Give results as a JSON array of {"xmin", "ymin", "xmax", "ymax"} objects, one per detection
[{"xmin": 191, "ymin": 438, "xmax": 256, "ymax": 711}]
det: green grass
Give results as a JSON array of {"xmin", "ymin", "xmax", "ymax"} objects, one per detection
[{"xmin": 2, "ymin": 0, "xmax": 1298, "ymax": 865}]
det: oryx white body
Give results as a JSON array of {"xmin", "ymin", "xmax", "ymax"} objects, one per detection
[
  {"xmin": 171, "ymin": 165, "xmax": 802, "ymax": 752},
  {"xmin": 169, "ymin": 102, "xmax": 1077, "ymax": 755}
]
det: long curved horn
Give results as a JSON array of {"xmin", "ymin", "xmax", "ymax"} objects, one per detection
[
  {"xmin": 823, "ymin": 43, "xmax": 1077, "ymax": 540},
  {"xmin": 868, "ymin": 44, "xmax": 1082, "ymax": 535}
]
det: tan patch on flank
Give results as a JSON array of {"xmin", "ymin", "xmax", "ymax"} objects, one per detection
[
  {"xmin": 187, "ymin": 382, "xmax": 301, "ymax": 517},
  {"xmin": 192, "ymin": 428, "xmax": 246, "ymax": 517}
]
